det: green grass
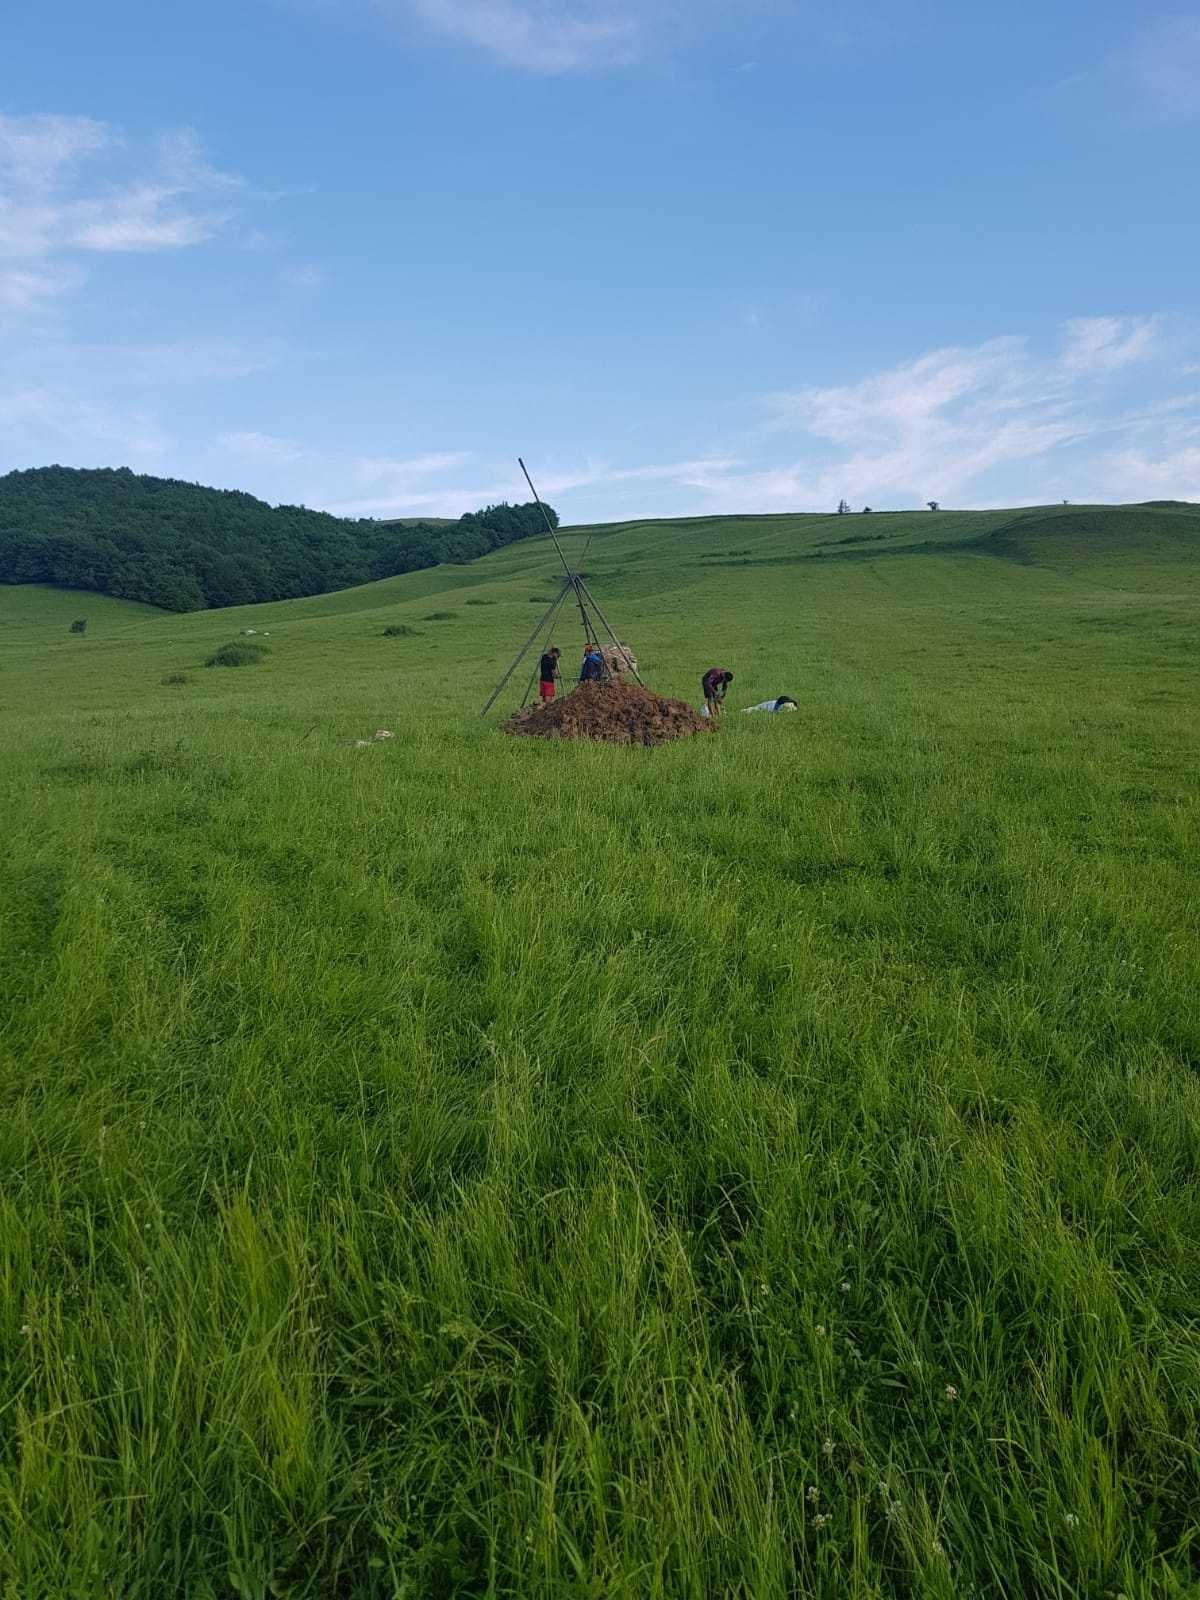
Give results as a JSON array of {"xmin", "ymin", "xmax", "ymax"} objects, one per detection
[
  {"xmin": 1, "ymin": 503, "xmax": 1199, "ymax": 1597},
  {"xmin": 0, "ymin": 583, "xmax": 162, "ymax": 629}
]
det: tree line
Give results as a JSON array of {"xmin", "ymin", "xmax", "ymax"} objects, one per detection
[{"xmin": 0, "ymin": 466, "xmax": 558, "ymax": 611}]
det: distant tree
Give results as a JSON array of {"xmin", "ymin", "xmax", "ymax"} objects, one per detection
[
  {"xmin": 837, "ymin": 499, "xmax": 851, "ymax": 514},
  {"xmin": 927, "ymin": 501, "xmax": 940, "ymax": 512},
  {"xmin": 0, "ymin": 467, "xmax": 558, "ymax": 612},
  {"xmin": 862, "ymin": 506, "xmax": 872, "ymax": 514},
  {"xmin": 69, "ymin": 618, "xmax": 87, "ymax": 634}
]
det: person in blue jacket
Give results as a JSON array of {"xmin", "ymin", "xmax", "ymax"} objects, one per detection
[{"xmin": 579, "ymin": 644, "xmax": 605, "ymax": 682}]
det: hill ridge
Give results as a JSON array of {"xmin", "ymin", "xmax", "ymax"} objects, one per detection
[{"xmin": 0, "ymin": 465, "xmax": 555, "ymax": 612}]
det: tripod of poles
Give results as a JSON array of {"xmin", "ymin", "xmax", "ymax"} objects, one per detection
[{"xmin": 479, "ymin": 460, "xmax": 644, "ymax": 718}]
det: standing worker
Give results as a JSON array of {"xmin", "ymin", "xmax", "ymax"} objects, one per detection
[
  {"xmin": 538, "ymin": 645, "xmax": 561, "ymax": 700},
  {"xmin": 701, "ymin": 666, "xmax": 734, "ymax": 719},
  {"xmin": 580, "ymin": 643, "xmax": 605, "ymax": 683}
]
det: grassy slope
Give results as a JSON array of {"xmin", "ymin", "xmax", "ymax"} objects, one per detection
[
  {"xmin": 0, "ymin": 584, "xmax": 162, "ymax": 628},
  {"xmin": 1, "ymin": 504, "xmax": 1199, "ymax": 1598}
]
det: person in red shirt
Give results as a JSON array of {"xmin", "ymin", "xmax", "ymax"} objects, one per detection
[
  {"xmin": 538, "ymin": 646, "xmax": 561, "ymax": 700},
  {"xmin": 701, "ymin": 667, "xmax": 733, "ymax": 719}
]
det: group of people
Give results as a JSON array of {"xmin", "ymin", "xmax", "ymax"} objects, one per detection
[
  {"xmin": 537, "ymin": 642, "xmax": 605, "ymax": 699},
  {"xmin": 538, "ymin": 648, "xmax": 795, "ymax": 720}
]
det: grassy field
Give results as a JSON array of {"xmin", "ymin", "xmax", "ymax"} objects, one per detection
[{"xmin": 2, "ymin": 502, "xmax": 1199, "ymax": 1598}]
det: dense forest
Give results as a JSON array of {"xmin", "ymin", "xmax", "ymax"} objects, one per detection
[{"xmin": 0, "ymin": 466, "xmax": 557, "ymax": 611}]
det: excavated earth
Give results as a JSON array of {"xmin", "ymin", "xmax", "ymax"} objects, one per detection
[{"xmin": 502, "ymin": 680, "xmax": 711, "ymax": 746}]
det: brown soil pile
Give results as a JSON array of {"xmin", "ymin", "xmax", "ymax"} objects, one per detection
[{"xmin": 502, "ymin": 680, "xmax": 711, "ymax": 746}]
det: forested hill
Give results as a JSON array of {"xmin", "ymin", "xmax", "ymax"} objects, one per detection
[{"xmin": 0, "ymin": 466, "xmax": 557, "ymax": 611}]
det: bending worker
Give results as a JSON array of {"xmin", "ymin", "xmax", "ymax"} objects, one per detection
[
  {"xmin": 580, "ymin": 643, "xmax": 605, "ymax": 682},
  {"xmin": 701, "ymin": 666, "xmax": 734, "ymax": 719},
  {"xmin": 538, "ymin": 645, "xmax": 561, "ymax": 701}
]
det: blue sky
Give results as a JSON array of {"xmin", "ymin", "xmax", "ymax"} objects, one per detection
[{"xmin": 2, "ymin": 0, "xmax": 1198, "ymax": 521}]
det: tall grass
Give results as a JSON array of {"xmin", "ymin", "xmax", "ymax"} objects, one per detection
[{"xmin": 1, "ymin": 506, "xmax": 1198, "ymax": 1596}]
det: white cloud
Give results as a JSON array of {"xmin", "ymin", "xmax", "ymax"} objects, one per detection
[
  {"xmin": 320, "ymin": 452, "xmax": 741, "ymax": 516},
  {"xmin": 97, "ymin": 338, "xmax": 281, "ymax": 382},
  {"xmin": 535, "ymin": 456, "xmax": 738, "ymax": 495},
  {"xmin": 337, "ymin": 0, "xmax": 898, "ymax": 72},
  {"xmin": 1059, "ymin": 315, "xmax": 1162, "ymax": 374},
  {"xmin": 220, "ymin": 430, "xmax": 304, "ymax": 465},
  {"xmin": 0, "ymin": 112, "xmax": 243, "ymax": 310},
  {"xmin": 191, "ymin": 318, "xmax": 1198, "ymax": 517},
  {"xmin": 1133, "ymin": 15, "xmax": 1200, "ymax": 120},
  {"xmin": 406, "ymin": 0, "xmax": 639, "ymax": 70},
  {"xmin": 327, "ymin": 451, "xmax": 485, "ymax": 515},
  {"xmin": 0, "ymin": 384, "xmax": 171, "ymax": 469},
  {"xmin": 1097, "ymin": 444, "xmax": 1200, "ymax": 503},
  {"xmin": 367, "ymin": 0, "xmax": 808, "ymax": 73},
  {"xmin": 696, "ymin": 315, "xmax": 1185, "ymax": 511},
  {"xmin": 352, "ymin": 451, "xmax": 473, "ymax": 483},
  {"xmin": 280, "ymin": 262, "xmax": 325, "ymax": 290},
  {"xmin": 0, "ymin": 114, "xmax": 111, "ymax": 188},
  {"xmin": 0, "ymin": 263, "xmax": 82, "ymax": 310}
]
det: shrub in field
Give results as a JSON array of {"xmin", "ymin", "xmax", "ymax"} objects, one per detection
[
  {"xmin": 382, "ymin": 624, "xmax": 420, "ymax": 637},
  {"xmin": 160, "ymin": 672, "xmax": 190, "ymax": 685},
  {"xmin": 422, "ymin": 610, "xmax": 457, "ymax": 621},
  {"xmin": 204, "ymin": 641, "xmax": 267, "ymax": 668},
  {"xmin": 465, "ymin": 598, "xmax": 496, "ymax": 606},
  {"xmin": 69, "ymin": 619, "xmax": 87, "ymax": 634}
]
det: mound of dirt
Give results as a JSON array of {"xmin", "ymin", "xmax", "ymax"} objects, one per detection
[{"xmin": 502, "ymin": 680, "xmax": 710, "ymax": 746}]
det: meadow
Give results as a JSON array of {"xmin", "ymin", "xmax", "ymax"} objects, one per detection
[{"xmin": 1, "ymin": 503, "xmax": 1198, "ymax": 1598}]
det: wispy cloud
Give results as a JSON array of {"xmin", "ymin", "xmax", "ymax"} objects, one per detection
[
  {"xmin": 220, "ymin": 430, "xmax": 304, "ymax": 465},
  {"xmin": 1097, "ymin": 444, "xmax": 1200, "ymax": 503},
  {"xmin": 0, "ymin": 262, "xmax": 82, "ymax": 310},
  {"xmin": 279, "ymin": 262, "xmax": 326, "ymax": 290},
  {"xmin": 0, "ymin": 384, "xmax": 172, "ymax": 468},
  {"xmin": 343, "ymin": 0, "xmax": 904, "ymax": 72},
  {"xmin": 0, "ymin": 112, "xmax": 244, "ymax": 311},
  {"xmin": 313, "ymin": 451, "xmax": 736, "ymax": 517},
  {"xmin": 1132, "ymin": 14, "xmax": 1200, "ymax": 121},
  {"xmin": 193, "ymin": 318, "xmax": 1197, "ymax": 518},
  {"xmin": 324, "ymin": 451, "xmax": 478, "ymax": 514},
  {"xmin": 0, "ymin": 114, "xmax": 110, "ymax": 187},
  {"xmin": 688, "ymin": 315, "xmax": 1183, "ymax": 511},
  {"xmin": 405, "ymin": 0, "xmax": 641, "ymax": 71},
  {"xmin": 100, "ymin": 338, "xmax": 281, "ymax": 383}
]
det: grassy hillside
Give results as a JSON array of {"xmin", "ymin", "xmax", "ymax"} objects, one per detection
[
  {"xmin": 0, "ymin": 584, "xmax": 161, "ymax": 628},
  {"xmin": 2, "ymin": 503, "xmax": 1199, "ymax": 1598}
]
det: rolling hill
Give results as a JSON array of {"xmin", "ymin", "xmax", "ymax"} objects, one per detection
[
  {"xmin": 0, "ymin": 465, "xmax": 555, "ymax": 611},
  {"xmin": 1, "ymin": 498, "xmax": 1198, "ymax": 1597}
]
